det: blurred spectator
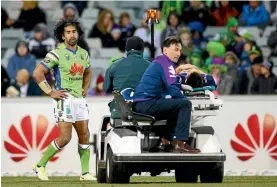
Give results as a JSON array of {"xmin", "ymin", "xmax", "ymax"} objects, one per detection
[
  {"xmin": 228, "ymin": 1, "xmax": 249, "ymax": 14},
  {"xmin": 208, "ymin": 58, "xmax": 231, "ymax": 96},
  {"xmin": 187, "ymin": 48, "xmax": 205, "ymax": 71},
  {"xmin": 1, "ymin": 65, "xmax": 10, "ymax": 96},
  {"xmin": 88, "ymin": 74, "xmax": 106, "ymax": 96},
  {"xmin": 224, "ymin": 51, "xmax": 241, "ymax": 94},
  {"xmin": 187, "ymin": 21, "xmax": 209, "ymax": 51},
  {"xmin": 205, "ymin": 41, "xmax": 226, "ymax": 69},
  {"xmin": 63, "ymin": 2, "xmax": 79, "ymax": 19},
  {"xmin": 88, "ymin": 9, "xmax": 119, "ymax": 48},
  {"xmin": 251, "ymin": 61, "xmax": 277, "ymax": 94},
  {"xmin": 213, "ymin": 17, "xmax": 239, "ymax": 48},
  {"xmin": 11, "ymin": 1, "xmax": 46, "ymax": 32},
  {"xmin": 212, "ymin": 0, "xmax": 239, "ymax": 26},
  {"xmin": 117, "ymin": 12, "xmax": 137, "ymax": 52},
  {"xmin": 234, "ymin": 29, "xmax": 253, "ymax": 57},
  {"xmin": 61, "ymin": 1, "xmax": 88, "ymax": 16},
  {"xmin": 238, "ymin": 56, "xmax": 263, "ymax": 94},
  {"xmin": 239, "ymin": 0, "xmax": 269, "ymax": 27},
  {"xmin": 160, "ymin": 0, "xmax": 185, "ymax": 19},
  {"xmin": 248, "ymin": 45, "xmax": 262, "ymax": 63},
  {"xmin": 267, "ymin": 25, "xmax": 277, "ymax": 56},
  {"xmin": 7, "ymin": 41, "xmax": 36, "ymax": 82},
  {"xmin": 178, "ymin": 28, "xmax": 195, "ymax": 56},
  {"xmin": 227, "ymin": 17, "xmax": 239, "ymax": 36},
  {"xmin": 264, "ymin": 1, "xmax": 277, "ymax": 25},
  {"xmin": 1, "ymin": 7, "xmax": 14, "ymax": 30},
  {"xmin": 134, "ymin": 13, "xmax": 162, "ymax": 55},
  {"xmin": 6, "ymin": 69, "xmax": 41, "ymax": 97},
  {"xmin": 181, "ymin": 0, "xmax": 215, "ymax": 28},
  {"xmin": 29, "ymin": 23, "xmax": 56, "ymax": 58},
  {"xmin": 160, "ymin": 11, "xmax": 184, "ymax": 44},
  {"xmin": 63, "ymin": 3, "xmax": 90, "ymax": 54}
]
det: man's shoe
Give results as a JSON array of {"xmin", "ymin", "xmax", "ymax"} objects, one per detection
[
  {"xmin": 156, "ymin": 138, "xmax": 173, "ymax": 152},
  {"xmin": 174, "ymin": 141, "xmax": 201, "ymax": 153},
  {"xmin": 80, "ymin": 173, "xmax": 97, "ymax": 181},
  {"xmin": 32, "ymin": 164, "xmax": 49, "ymax": 180}
]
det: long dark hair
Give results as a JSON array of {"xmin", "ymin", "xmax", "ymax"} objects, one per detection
[{"xmin": 53, "ymin": 17, "xmax": 84, "ymax": 43}]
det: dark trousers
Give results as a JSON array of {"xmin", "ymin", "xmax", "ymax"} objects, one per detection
[{"xmin": 133, "ymin": 98, "xmax": 192, "ymax": 141}]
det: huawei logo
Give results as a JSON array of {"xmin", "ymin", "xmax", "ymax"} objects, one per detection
[
  {"xmin": 70, "ymin": 63, "xmax": 83, "ymax": 76},
  {"xmin": 4, "ymin": 115, "xmax": 61, "ymax": 162},
  {"xmin": 231, "ymin": 114, "xmax": 277, "ymax": 161}
]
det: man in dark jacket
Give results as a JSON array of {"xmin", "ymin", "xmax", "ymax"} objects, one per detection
[
  {"xmin": 133, "ymin": 36, "xmax": 200, "ymax": 153},
  {"xmin": 251, "ymin": 60, "xmax": 277, "ymax": 94},
  {"xmin": 238, "ymin": 56, "xmax": 263, "ymax": 94},
  {"xmin": 267, "ymin": 25, "xmax": 277, "ymax": 57},
  {"xmin": 104, "ymin": 36, "xmax": 150, "ymax": 117}
]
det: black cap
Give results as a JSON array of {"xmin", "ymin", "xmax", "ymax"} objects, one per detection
[{"xmin": 125, "ymin": 36, "xmax": 144, "ymax": 52}]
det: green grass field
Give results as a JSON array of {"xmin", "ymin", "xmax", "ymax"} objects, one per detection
[{"xmin": 2, "ymin": 176, "xmax": 277, "ymax": 187}]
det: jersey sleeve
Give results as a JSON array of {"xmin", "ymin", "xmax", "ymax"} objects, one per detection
[
  {"xmin": 85, "ymin": 51, "xmax": 90, "ymax": 69},
  {"xmin": 40, "ymin": 50, "xmax": 59, "ymax": 70}
]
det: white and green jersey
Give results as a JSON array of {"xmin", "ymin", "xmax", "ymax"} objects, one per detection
[{"xmin": 41, "ymin": 43, "xmax": 90, "ymax": 98}]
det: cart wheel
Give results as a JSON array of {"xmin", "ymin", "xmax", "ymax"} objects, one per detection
[
  {"xmin": 96, "ymin": 149, "xmax": 106, "ymax": 183},
  {"xmin": 175, "ymin": 165, "xmax": 198, "ymax": 183},
  {"xmin": 106, "ymin": 148, "xmax": 130, "ymax": 183},
  {"xmin": 200, "ymin": 162, "xmax": 224, "ymax": 183}
]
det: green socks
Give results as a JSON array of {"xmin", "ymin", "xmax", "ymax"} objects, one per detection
[
  {"xmin": 37, "ymin": 141, "xmax": 90, "ymax": 174},
  {"xmin": 78, "ymin": 144, "xmax": 90, "ymax": 174},
  {"xmin": 37, "ymin": 140, "xmax": 60, "ymax": 167}
]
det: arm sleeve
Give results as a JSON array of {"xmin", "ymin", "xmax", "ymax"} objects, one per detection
[
  {"xmin": 40, "ymin": 50, "xmax": 59, "ymax": 70},
  {"xmin": 157, "ymin": 63, "xmax": 184, "ymax": 99},
  {"xmin": 203, "ymin": 74, "xmax": 217, "ymax": 88}
]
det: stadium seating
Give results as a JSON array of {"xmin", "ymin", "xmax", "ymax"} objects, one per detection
[
  {"xmin": 97, "ymin": 48, "xmax": 125, "ymax": 59},
  {"xmin": 272, "ymin": 57, "xmax": 277, "ymax": 66},
  {"xmin": 239, "ymin": 27, "xmax": 261, "ymax": 39},
  {"xmin": 203, "ymin": 27, "xmax": 225, "ymax": 38},
  {"xmin": 90, "ymin": 67, "xmax": 106, "ymax": 88},
  {"xmin": 261, "ymin": 47, "xmax": 271, "ymax": 58},
  {"xmin": 1, "ymin": 48, "xmax": 7, "ymax": 59},
  {"xmin": 8, "ymin": 10, "xmax": 20, "ymax": 19},
  {"xmin": 86, "ymin": 38, "xmax": 102, "ymax": 51},
  {"xmin": 90, "ymin": 59, "xmax": 110, "ymax": 71},
  {"xmin": 263, "ymin": 26, "xmax": 276, "ymax": 37},
  {"xmin": 1, "ymin": 59, "xmax": 9, "ymax": 69},
  {"xmin": 81, "ymin": 8, "xmax": 99, "ymax": 19},
  {"xmin": 46, "ymin": 9, "xmax": 63, "ymax": 22},
  {"xmin": 256, "ymin": 37, "xmax": 268, "ymax": 47},
  {"xmin": 3, "ymin": 48, "xmax": 14, "ymax": 60},
  {"xmin": 2, "ymin": 29, "xmax": 25, "ymax": 39},
  {"xmin": 1, "ymin": 1, "xmax": 22, "ymax": 10},
  {"xmin": 114, "ymin": 9, "xmax": 135, "ymax": 20}
]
